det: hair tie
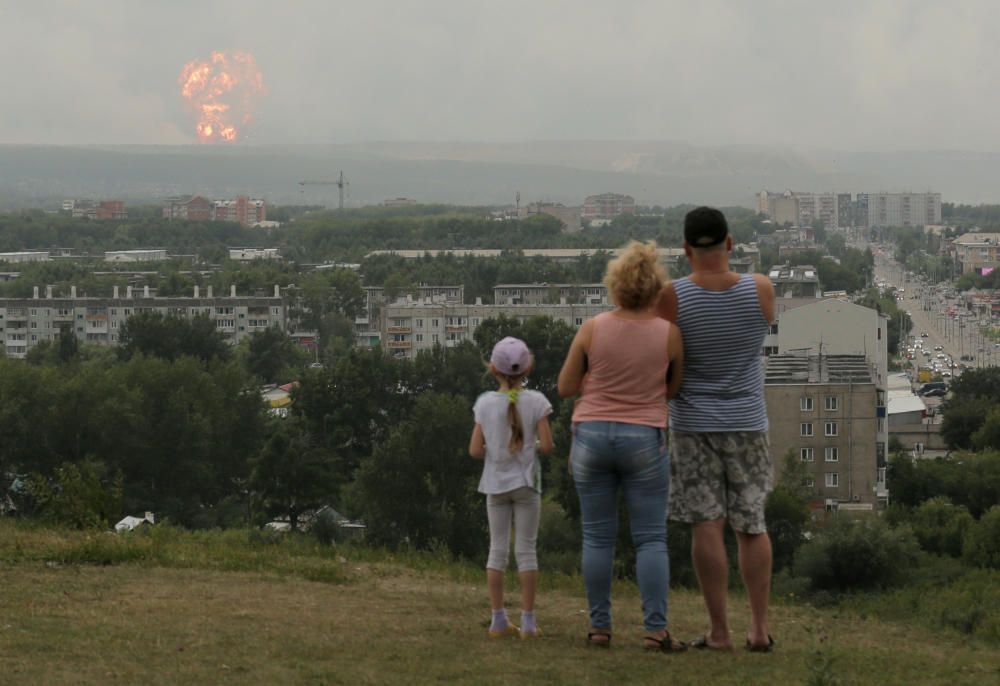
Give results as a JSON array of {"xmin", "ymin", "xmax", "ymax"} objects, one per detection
[{"xmin": 507, "ymin": 389, "xmax": 521, "ymax": 404}]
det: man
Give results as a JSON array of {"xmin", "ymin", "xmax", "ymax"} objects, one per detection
[{"xmin": 657, "ymin": 206, "xmax": 776, "ymax": 652}]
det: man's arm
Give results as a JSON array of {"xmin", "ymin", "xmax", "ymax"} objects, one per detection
[
  {"xmin": 666, "ymin": 323, "xmax": 684, "ymax": 400},
  {"xmin": 753, "ymin": 273, "xmax": 776, "ymax": 324},
  {"xmin": 655, "ymin": 282, "xmax": 678, "ymax": 323}
]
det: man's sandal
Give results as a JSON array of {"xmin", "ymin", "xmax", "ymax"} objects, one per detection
[
  {"xmin": 688, "ymin": 635, "xmax": 734, "ymax": 651},
  {"xmin": 745, "ymin": 634, "xmax": 776, "ymax": 653},
  {"xmin": 643, "ymin": 631, "xmax": 688, "ymax": 652},
  {"xmin": 586, "ymin": 630, "xmax": 612, "ymax": 648}
]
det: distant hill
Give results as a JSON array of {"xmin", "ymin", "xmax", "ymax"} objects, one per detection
[{"xmin": 2, "ymin": 141, "xmax": 998, "ymax": 210}]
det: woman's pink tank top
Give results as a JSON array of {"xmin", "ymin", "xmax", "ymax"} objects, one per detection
[{"xmin": 572, "ymin": 311, "xmax": 671, "ymax": 428}]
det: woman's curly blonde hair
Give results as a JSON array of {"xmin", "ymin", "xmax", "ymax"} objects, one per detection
[{"xmin": 603, "ymin": 240, "xmax": 669, "ymax": 310}]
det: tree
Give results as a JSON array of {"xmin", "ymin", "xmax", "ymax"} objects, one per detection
[
  {"xmin": 118, "ymin": 312, "xmax": 230, "ymax": 364},
  {"xmin": 972, "ymin": 406, "xmax": 1000, "ymax": 452},
  {"xmin": 243, "ymin": 325, "xmax": 306, "ymax": 384},
  {"xmin": 26, "ymin": 459, "xmax": 123, "ymax": 529},
  {"xmin": 351, "ymin": 392, "xmax": 486, "ymax": 558},
  {"xmin": 250, "ymin": 417, "xmax": 338, "ymax": 531},
  {"xmin": 962, "ymin": 505, "xmax": 1000, "ymax": 569},
  {"xmin": 909, "ymin": 497, "xmax": 974, "ymax": 558}
]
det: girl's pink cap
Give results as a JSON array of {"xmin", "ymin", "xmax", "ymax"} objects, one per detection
[{"xmin": 491, "ymin": 336, "xmax": 531, "ymax": 376}]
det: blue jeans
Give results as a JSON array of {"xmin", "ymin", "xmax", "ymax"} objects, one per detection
[{"xmin": 571, "ymin": 421, "xmax": 670, "ymax": 632}]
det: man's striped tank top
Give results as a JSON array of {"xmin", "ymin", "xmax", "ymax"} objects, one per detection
[{"xmin": 668, "ymin": 273, "xmax": 769, "ymax": 433}]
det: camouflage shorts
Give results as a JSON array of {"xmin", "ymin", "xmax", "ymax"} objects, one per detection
[{"xmin": 668, "ymin": 431, "xmax": 773, "ymax": 534}]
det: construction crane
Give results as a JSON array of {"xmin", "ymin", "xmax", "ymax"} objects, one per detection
[{"xmin": 298, "ymin": 171, "xmax": 349, "ymax": 209}]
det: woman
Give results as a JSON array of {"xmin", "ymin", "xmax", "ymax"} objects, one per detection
[{"xmin": 558, "ymin": 240, "xmax": 684, "ymax": 651}]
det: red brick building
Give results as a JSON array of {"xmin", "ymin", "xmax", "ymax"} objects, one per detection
[
  {"xmin": 162, "ymin": 195, "xmax": 214, "ymax": 221},
  {"xmin": 213, "ymin": 196, "xmax": 266, "ymax": 225},
  {"xmin": 582, "ymin": 193, "xmax": 636, "ymax": 220}
]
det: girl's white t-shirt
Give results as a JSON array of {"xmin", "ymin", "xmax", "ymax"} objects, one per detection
[{"xmin": 473, "ymin": 390, "xmax": 553, "ymax": 495}]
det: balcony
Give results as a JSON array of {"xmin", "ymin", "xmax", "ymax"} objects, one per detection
[
  {"xmin": 85, "ymin": 314, "xmax": 108, "ymax": 321},
  {"xmin": 387, "ymin": 340, "xmax": 411, "ymax": 349},
  {"xmin": 387, "ymin": 326, "xmax": 411, "ymax": 334},
  {"xmin": 445, "ymin": 325, "xmax": 467, "ymax": 333}
]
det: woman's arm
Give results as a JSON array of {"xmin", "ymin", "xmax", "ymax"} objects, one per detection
[
  {"xmin": 468, "ymin": 423, "xmax": 486, "ymax": 459},
  {"xmin": 558, "ymin": 319, "xmax": 594, "ymax": 398},
  {"xmin": 535, "ymin": 416, "xmax": 554, "ymax": 455},
  {"xmin": 666, "ymin": 324, "xmax": 684, "ymax": 400}
]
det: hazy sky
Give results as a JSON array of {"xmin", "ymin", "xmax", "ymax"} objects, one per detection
[{"xmin": 2, "ymin": 0, "xmax": 998, "ymax": 150}]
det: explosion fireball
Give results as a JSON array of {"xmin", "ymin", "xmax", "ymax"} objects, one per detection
[{"xmin": 178, "ymin": 51, "xmax": 264, "ymax": 143}]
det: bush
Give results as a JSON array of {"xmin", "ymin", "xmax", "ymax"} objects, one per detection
[
  {"xmin": 765, "ymin": 485, "xmax": 810, "ymax": 573},
  {"xmin": 963, "ymin": 506, "xmax": 1000, "ymax": 569},
  {"xmin": 909, "ymin": 497, "xmax": 974, "ymax": 557},
  {"xmin": 796, "ymin": 517, "xmax": 920, "ymax": 591}
]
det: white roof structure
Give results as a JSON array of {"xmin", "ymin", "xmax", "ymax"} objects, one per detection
[
  {"xmin": 115, "ymin": 511, "xmax": 155, "ymax": 532},
  {"xmin": 888, "ymin": 395, "xmax": 926, "ymax": 416}
]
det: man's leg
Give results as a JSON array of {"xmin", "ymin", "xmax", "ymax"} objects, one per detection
[
  {"xmin": 736, "ymin": 530, "xmax": 772, "ymax": 647},
  {"xmin": 691, "ymin": 519, "xmax": 731, "ymax": 648}
]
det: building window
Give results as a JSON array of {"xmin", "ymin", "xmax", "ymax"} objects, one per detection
[
  {"xmin": 416, "ymin": 319, "xmax": 423, "ymax": 328},
  {"xmin": 800, "ymin": 397, "xmax": 813, "ymax": 411},
  {"xmin": 800, "ymin": 423, "xmax": 814, "ymax": 437},
  {"xmin": 769, "ymin": 322, "xmax": 778, "ymax": 334},
  {"xmin": 825, "ymin": 396, "xmax": 838, "ymax": 411},
  {"xmin": 415, "ymin": 334, "xmax": 423, "ymax": 343},
  {"xmin": 825, "ymin": 447, "xmax": 839, "ymax": 462},
  {"xmin": 471, "ymin": 317, "xmax": 480, "ymax": 326},
  {"xmin": 825, "ymin": 473, "xmax": 839, "ymax": 488},
  {"xmin": 763, "ymin": 346, "xmax": 779, "ymax": 356},
  {"xmin": 800, "ymin": 448, "xmax": 814, "ymax": 462},
  {"xmin": 431, "ymin": 319, "xmax": 439, "ymax": 327},
  {"xmin": 825, "ymin": 422, "xmax": 838, "ymax": 437},
  {"xmin": 432, "ymin": 334, "xmax": 439, "ymax": 343},
  {"xmin": 805, "ymin": 478, "xmax": 815, "ymax": 489}
]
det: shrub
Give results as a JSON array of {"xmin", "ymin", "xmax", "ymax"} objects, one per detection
[
  {"xmin": 909, "ymin": 497, "xmax": 974, "ymax": 558},
  {"xmin": 963, "ymin": 505, "xmax": 1000, "ymax": 569},
  {"xmin": 765, "ymin": 485, "xmax": 810, "ymax": 573},
  {"xmin": 796, "ymin": 517, "xmax": 920, "ymax": 591}
]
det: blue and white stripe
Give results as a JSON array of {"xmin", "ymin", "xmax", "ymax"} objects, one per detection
[{"xmin": 669, "ymin": 274, "xmax": 769, "ymax": 432}]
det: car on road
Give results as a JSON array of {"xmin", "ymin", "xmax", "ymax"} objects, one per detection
[
  {"xmin": 923, "ymin": 388, "xmax": 948, "ymax": 397},
  {"xmin": 934, "ymin": 345, "xmax": 943, "ymax": 351},
  {"xmin": 921, "ymin": 332, "xmax": 929, "ymax": 337}
]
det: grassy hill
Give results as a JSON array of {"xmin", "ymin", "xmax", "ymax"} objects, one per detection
[{"xmin": 1, "ymin": 521, "xmax": 998, "ymax": 685}]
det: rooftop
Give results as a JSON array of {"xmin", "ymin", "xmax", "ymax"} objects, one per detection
[{"xmin": 765, "ymin": 354, "xmax": 873, "ymax": 385}]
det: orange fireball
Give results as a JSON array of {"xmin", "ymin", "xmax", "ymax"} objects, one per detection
[{"xmin": 179, "ymin": 51, "xmax": 264, "ymax": 143}]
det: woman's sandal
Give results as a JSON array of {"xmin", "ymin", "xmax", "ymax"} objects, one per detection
[
  {"xmin": 643, "ymin": 631, "xmax": 688, "ymax": 652},
  {"xmin": 586, "ymin": 630, "xmax": 612, "ymax": 648}
]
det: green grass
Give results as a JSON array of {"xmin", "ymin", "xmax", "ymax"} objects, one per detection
[{"xmin": 1, "ymin": 520, "xmax": 999, "ymax": 685}]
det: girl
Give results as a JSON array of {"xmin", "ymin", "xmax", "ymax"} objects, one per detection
[{"xmin": 469, "ymin": 336, "xmax": 554, "ymax": 638}]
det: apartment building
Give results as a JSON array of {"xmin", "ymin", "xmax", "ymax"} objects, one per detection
[
  {"xmin": 65, "ymin": 200, "xmax": 128, "ymax": 220},
  {"xmin": 765, "ymin": 354, "xmax": 885, "ymax": 510},
  {"xmin": 768, "ymin": 264, "xmax": 823, "ymax": 300},
  {"xmin": 951, "ymin": 232, "xmax": 1000, "ymax": 275},
  {"xmin": 230, "ymin": 248, "xmax": 281, "ymax": 261},
  {"xmin": 0, "ymin": 285, "xmax": 286, "ymax": 358},
  {"xmin": 493, "ymin": 283, "xmax": 608, "ymax": 305},
  {"xmin": 582, "ymin": 193, "xmax": 635, "ymax": 220},
  {"xmin": 162, "ymin": 195, "xmax": 214, "ymax": 221},
  {"xmin": 213, "ymin": 197, "xmax": 267, "ymax": 225},
  {"xmin": 0, "ymin": 252, "xmax": 50, "ymax": 264},
  {"xmin": 163, "ymin": 195, "xmax": 266, "ymax": 225},
  {"xmin": 380, "ymin": 301, "xmax": 611, "ymax": 359},
  {"xmin": 867, "ymin": 192, "xmax": 941, "ymax": 228},
  {"xmin": 355, "ymin": 285, "xmax": 465, "ymax": 349},
  {"xmin": 759, "ymin": 190, "xmax": 941, "ymax": 229},
  {"xmin": 104, "ymin": 250, "xmax": 168, "ymax": 263}
]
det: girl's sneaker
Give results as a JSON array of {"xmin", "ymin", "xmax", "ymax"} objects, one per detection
[
  {"xmin": 520, "ymin": 627, "xmax": 542, "ymax": 639},
  {"xmin": 488, "ymin": 624, "xmax": 520, "ymax": 638}
]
